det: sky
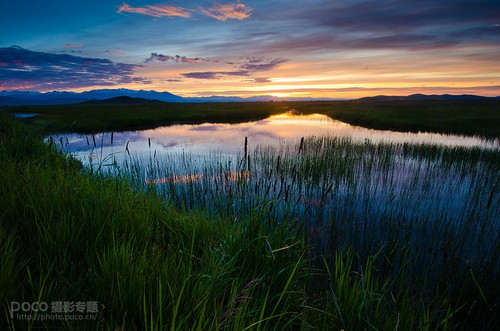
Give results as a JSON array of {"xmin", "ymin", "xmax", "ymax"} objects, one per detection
[{"xmin": 1, "ymin": 0, "xmax": 500, "ymax": 98}]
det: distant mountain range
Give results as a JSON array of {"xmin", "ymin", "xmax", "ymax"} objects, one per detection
[
  {"xmin": 79, "ymin": 96, "xmax": 165, "ymax": 105},
  {"xmin": 0, "ymin": 88, "xmax": 335, "ymax": 106},
  {"xmin": 0, "ymin": 89, "xmax": 184, "ymax": 106},
  {"xmin": 0, "ymin": 89, "xmax": 498, "ymax": 106}
]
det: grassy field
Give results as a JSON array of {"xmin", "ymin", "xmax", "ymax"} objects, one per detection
[
  {"xmin": 288, "ymin": 98, "xmax": 500, "ymax": 138},
  {"xmin": 1, "ymin": 113, "xmax": 498, "ymax": 330},
  {"xmin": 5, "ymin": 98, "xmax": 500, "ymax": 137},
  {"xmin": 123, "ymin": 132, "xmax": 499, "ymax": 330},
  {"xmin": 5, "ymin": 102, "xmax": 286, "ymax": 133}
]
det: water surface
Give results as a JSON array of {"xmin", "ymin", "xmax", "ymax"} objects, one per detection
[
  {"xmin": 13, "ymin": 113, "xmax": 38, "ymax": 118},
  {"xmin": 51, "ymin": 112, "xmax": 498, "ymax": 165},
  {"xmin": 48, "ymin": 111, "xmax": 500, "ymax": 270}
]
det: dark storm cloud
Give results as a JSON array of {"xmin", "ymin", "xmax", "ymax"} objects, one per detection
[{"xmin": 0, "ymin": 46, "xmax": 148, "ymax": 90}]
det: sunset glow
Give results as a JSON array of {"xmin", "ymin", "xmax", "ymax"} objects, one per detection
[{"xmin": 1, "ymin": 1, "xmax": 499, "ymax": 98}]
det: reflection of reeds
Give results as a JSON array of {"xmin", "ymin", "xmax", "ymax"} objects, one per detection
[
  {"xmin": 146, "ymin": 173, "xmax": 204, "ymax": 185},
  {"xmin": 244, "ymin": 136, "xmax": 248, "ymax": 159},
  {"xmin": 145, "ymin": 171, "xmax": 251, "ymax": 185},
  {"xmin": 32, "ymin": 113, "xmax": 499, "ymax": 330},
  {"xmin": 298, "ymin": 136, "xmax": 304, "ymax": 154},
  {"xmin": 486, "ymin": 184, "xmax": 496, "ymax": 209},
  {"xmin": 122, "ymin": 135, "xmax": 500, "ymax": 320}
]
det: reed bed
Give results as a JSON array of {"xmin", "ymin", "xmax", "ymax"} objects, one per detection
[
  {"xmin": 2, "ymin": 113, "xmax": 499, "ymax": 330},
  {"xmin": 120, "ymin": 134, "xmax": 499, "ymax": 330}
]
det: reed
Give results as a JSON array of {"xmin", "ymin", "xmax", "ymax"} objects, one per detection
[
  {"xmin": 1, "ymin": 113, "xmax": 498, "ymax": 330},
  {"xmin": 118, "ymin": 133, "xmax": 499, "ymax": 330}
]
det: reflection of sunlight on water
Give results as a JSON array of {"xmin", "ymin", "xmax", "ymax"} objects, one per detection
[
  {"xmin": 48, "ymin": 111, "xmax": 499, "ymax": 166},
  {"xmin": 44, "ymin": 111, "xmax": 499, "ymax": 282},
  {"xmin": 266, "ymin": 112, "xmax": 344, "ymax": 126}
]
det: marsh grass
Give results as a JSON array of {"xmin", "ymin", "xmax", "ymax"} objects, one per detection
[
  {"xmin": 121, "ymin": 133, "xmax": 499, "ymax": 329},
  {"xmin": 1, "ymin": 113, "xmax": 499, "ymax": 330},
  {"xmin": 9, "ymin": 98, "xmax": 500, "ymax": 138}
]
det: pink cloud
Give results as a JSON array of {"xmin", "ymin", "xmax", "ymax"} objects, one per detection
[
  {"xmin": 117, "ymin": 3, "xmax": 191, "ymax": 18},
  {"xmin": 198, "ymin": 2, "xmax": 252, "ymax": 21},
  {"xmin": 117, "ymin": 2, "xmax": 252, "ymax": 21},
  {"xmin": 65, "ymin": 44, "xmax": 83, "ymax": 48},
  {"xmin": 105, "ymin": 50, "xmax": 127, "ymax": 55}
]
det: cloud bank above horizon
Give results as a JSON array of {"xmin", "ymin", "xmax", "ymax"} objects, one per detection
[{"xmin": 0, "ymin": 0, "xmax": 499, "ymax": 97}]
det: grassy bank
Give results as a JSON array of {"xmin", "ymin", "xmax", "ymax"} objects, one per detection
[
  {"xmin": 6, "ymin": 102, "xmax": 286, "ymax": 133},
  {"xmin": 287, "ymin": 98, "xmax": 500, "ymax": 138},
  {"xmin": 124, "ymin": 131, "xmax": 499, "ymax": 330},
  {"xmin": 7, "ymin": 98, "xmax": 500, "ymax": 138},
  {"xmin": 1, "ymin": 113, "xmax": 498, "ymax": 329},
  {"xmin": 0, "ymin": 114, "xmax": 308, "ymax": 330}
]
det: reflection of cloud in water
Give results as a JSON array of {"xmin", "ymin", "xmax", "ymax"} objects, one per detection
[
  {"xmin": 245, "ymin": 129, "xmax": 279, "ymax": 140},
  {"xmin": 156, "ymin": 140, "xmax": 179, "ymax": 149},
  {"xmin": 189, "ymin": 125, "xmax": 220, "ymax": 132},
  {"xmin": 253, "ymin": 119, "xmax": 270, "ymax": 126},
  {"xmin": 50, "ymin": 111, "xmax": 499, "ymax": 165},
  {"xmin": 52, "ymin": 131, "xmax": 145, "ymax": 153}
]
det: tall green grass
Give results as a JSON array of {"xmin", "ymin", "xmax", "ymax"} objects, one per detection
[
  {"xmin": 1, "ymin": 113, "xmax": 498, "ymax": 330},
  {"xmin": 121, "ymin": 133, "xmax": 499, "ymax": 330},
  {"xmin": 0, "ymin": 114, "xmax": 307, "ymax": 329}
]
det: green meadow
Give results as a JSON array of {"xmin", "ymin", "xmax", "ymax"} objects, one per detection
[
  {"xmin": 1, "ymin": 99, "xmax": 499, "ymax": 330},
  {"xmin": 7, "ymin": 98, "xmax": 500, "ymax": 137}
]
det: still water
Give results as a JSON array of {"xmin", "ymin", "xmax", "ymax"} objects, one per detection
[
  {"xmin": 48, "ymin": 111, "xmax": 499, "ymax": 266},
  {"xmin": 51, "ymin": 112, "xmax": 498, "ymax": 164}
]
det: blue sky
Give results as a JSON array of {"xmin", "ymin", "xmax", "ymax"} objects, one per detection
[{"xmin": 1, "ymin": 0, "xmax": 500, "ymax": 97}]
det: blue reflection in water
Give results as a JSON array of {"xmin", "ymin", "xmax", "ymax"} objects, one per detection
[
  {"xmin": 47, "ymin": 112, "xmax": 499, "ymax": 276},
  {"xmin": 48, "ymin": 112, "xmax": 499, "ymax": 165}
]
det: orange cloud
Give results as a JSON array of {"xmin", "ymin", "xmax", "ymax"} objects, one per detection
[
  {"xmin": 117, "ymin": 2, "xmax": 252, "ymax": 21},
  {"xmin": 117, "ymin": 3, "xmax": 192, "ymax": 18},
  {"xmin": 65, "ymin": 44, "xmax": 83, "ymax": 48},
  {"xmin": 198, "ymin": 2, "xmax": 252, "ymax": 21}
]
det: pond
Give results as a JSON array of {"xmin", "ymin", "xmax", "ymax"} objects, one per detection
[
  {"xmin": 50, "ymin": 111, "xmax": 498, "ymax": 165},
  {"xmin": 48, "ymin": 111, "xmax": 500, "ymax": 274},
  {"xmin": 13, "ymin": 113, "xmax": 39, "ymax": 119}
]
